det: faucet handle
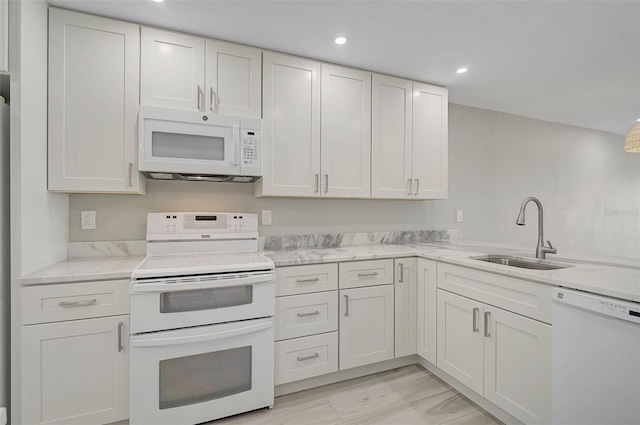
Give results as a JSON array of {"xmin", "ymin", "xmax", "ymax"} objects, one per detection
[{"xmin": 546, "ymin": 240, "xmax": 557, "ymax": 254}]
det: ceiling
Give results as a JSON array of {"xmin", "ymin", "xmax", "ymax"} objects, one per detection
[{"xmin": 48, "ymin": 0, "xmax": 640, "ymax": 136}]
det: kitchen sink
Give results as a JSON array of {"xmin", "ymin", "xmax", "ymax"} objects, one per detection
[{"xmin": 470, "ymin": 254, "xmax": 573, "ymax": 270}]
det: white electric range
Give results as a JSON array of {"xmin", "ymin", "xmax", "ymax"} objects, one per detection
[{"xmin": 129, "ymin": 212, "xmax": 275, "ymax": 425}]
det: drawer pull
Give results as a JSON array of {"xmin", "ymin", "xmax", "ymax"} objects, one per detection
[
  {"xmin": 358, "ymin": 271, "xmax": 379, "ymax": 277},
  {"xmin": 344, "ymin": 294, "xmax": 349, "ymax": 317},
  {"xmin": 59, "ymin": 299, "xmax": 97, "ymax": 308},
  {"xmin": 117, "ymin": 322, "xmax": 124, "ymax": 352},
  {"xmin": 296, "ymin": 277, "xmax": 320, "ymax": 283},
  {"xmin": 297, "ymin": 353, "xmax": 320, "ymax": 362},
  {"xmin": 472, "ymin": 307, "xmax": 479, "ymax": 332},
  {"xmin": 484, "ymin": 311, "xmax": 491, "ymax": 337},
  {"xmin": 297, "ymin": 311, "xmax": 320, "ymax": 318}
]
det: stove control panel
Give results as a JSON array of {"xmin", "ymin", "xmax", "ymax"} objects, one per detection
[{"xmin": 147, "ymin": 212, "xmax": 258, "ymax": 239}]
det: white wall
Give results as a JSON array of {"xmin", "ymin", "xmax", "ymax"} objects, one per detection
[
  {"xmin": 10, "ymin": 0, "xmax": 69, "ymax": 421},
  {"xmin": 69, "ymin": 104, "xmax": 640, "ymax": 259}
]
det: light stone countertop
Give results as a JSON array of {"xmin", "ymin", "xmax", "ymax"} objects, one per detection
[{"xmin": 17, "ymin": 240, "xmax": 640, "ymax": 304}]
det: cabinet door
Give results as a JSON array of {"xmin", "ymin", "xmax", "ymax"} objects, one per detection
[
  {"xmin": 22, "ymin": 316, "xmax": 129, "ymax": 425},
  {"xmin": 394, "ymin": 258, "xmax": 417, "ymax": 357},
  {"xmin": 484, "ymin": 306, "xmax": 552, "ymax": 425},
  {"xmin": 417, "ymin": 258, "xmax": 437, "ymax": 364},
  {"xmin": 412, "ymin": 82, "xmax": 448, "ymax": 199},
  {"xmin": 258, "ymin": 52, "xmax": 321, "ymax": 197},
  {"xmin": 371, "ymin": 74, "xmax": 413, "ymax": 199},
  {"xmin": 48, "ymin": 9, "xmax": 144, "ymax": 194},
  {"xmin": 0, "ymin": 0, "xmax": 7, "ymax": 73},
  {"xmin": 140, "ymin": 27, "xmax": 205, "ymax": 111},
  {"xmin": 206, "ymin": 40, "xmax": 261, "ymax": 118},
  {"xmin": 321, "ymin": 64, "xmax": 371, "ymax": 198},
  {"xmin": 436, "ymin": 289, "xmax": 484, "ymax": 395},
  {"xmin": 339, "ymin": 285, "xmax": 394, "ymax": 370}
]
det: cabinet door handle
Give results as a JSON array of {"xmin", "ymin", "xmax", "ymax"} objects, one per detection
[
  {"xmin": 358, "ymin": 271, "xmax": 378, "ymax": 277},
  {"xmin": 324, "ymin": 174, "xmax": 329, "ymax": 194},
  {"xmin": 210, "ymin": 87, "xmax": 217, "ymax": 113},
  {"xmin": 197, "ymin": 85, "xmax": 203, "ymax": 111},
  {"xmin": 315, "ymin": 174, "xmax": 319, "ymax": 193},
  {"xmin": 296, "ymin": 277, "xmax": 320, "ymax": 283},
  {"xmin": 117, "ymin": 322, "xmax": 124, "ymax": 352},
  {"xmin": 59, "ymin": 299, "xmax": 97, "ymax": 308},
  {"xmin": 297, "ymin": 353, "xmax": 320, "ymax": 362},
  {"xmin": 407, "ymin": 179, "xmax": 413, "ymax": 196},
  {"xmin": 472, "ymin": 307, "xmax": 479, "ymax": 332},
  {"xmin": 128, "ymin": 162, "xmax": 133, "ymax": 187},
  {"xmin": 484, "ymin": 311, "xmax": 491, "ymax": 337},
  {"xmin": 398, "ymin": 263, "xmax": 404, "ymax": 283},
  {"xmin": 414, "ymin": 179, "xmax": 419, "ymax": 196},
  {"xmin": 297, "ymin": 311, "xmax": 320, "ymax": 318},
  {"xmin": 344, "ymin": 294, "xmax": 349, "ymax": 317}
]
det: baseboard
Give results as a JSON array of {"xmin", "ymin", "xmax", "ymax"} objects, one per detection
[
  {"xmin": 417, "ymin": 357, "xmax": 523, "ymax": 425},
  {"xmin": 275, "ymin": 355, "xmax": 418, "ymax": 397}
]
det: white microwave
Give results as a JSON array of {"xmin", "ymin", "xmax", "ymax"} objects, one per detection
[{"xmin": 138, "ymin": 106, "xmax": 262, "ymax": 182}]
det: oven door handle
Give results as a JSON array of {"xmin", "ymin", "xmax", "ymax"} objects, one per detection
[
  {"xmin": 131, "ymin": 320, "xmax": 273, "ymax": 347},
  {"xmin": 132, "ymin": 273, "xmax": 274, "ymax": 293}
]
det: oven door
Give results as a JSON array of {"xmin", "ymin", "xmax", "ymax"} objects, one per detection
[
  {"xmin": 139, "ymin": 107, "xmax": 241, "ymax": 175},
  {"xmin": 130, "ymin": 271, "xmax": 275, "ymax": 334},
  {"xmin": 130, "ymin": 317, "xmax": 274, "ymax": 425}
]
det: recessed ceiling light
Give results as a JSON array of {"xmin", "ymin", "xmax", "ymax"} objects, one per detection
[
  {"xmin": 636, "ymin": 118, "xmax": 640, "ymax": 122},
  {"xmin": 335, "ymin": 37, "xmax": 347, "ymax": 45},
  {"xmin": 456, "ymin": 68, "xmax": 468, "ymax": 74},
  {"xmin": 152, "ymin": 0, "xmax": 164, "ymax": 3}
]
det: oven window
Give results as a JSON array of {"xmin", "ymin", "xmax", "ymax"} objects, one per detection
[
  {"xmin": 151, "ymin": 131, "xmax": 225, "ymax": 161},
  {"xmin": 159, "ymin": 347, "xmax": 252, "ymax": 409},
  {"xmin": 160, "ymin": 286, "xmax": 253, "ymax": 313}
]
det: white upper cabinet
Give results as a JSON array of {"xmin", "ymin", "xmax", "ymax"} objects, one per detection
[
  {"xmin": 141, "ymin": 27, "xmax": 206, "ymax": 111},
  {"xmin": 321, "ymin": 65, "xmax": 372, "ymax": 198},
  {"xmin": 206, "ymin": 40, "xmax": 261, "ymax": 117},
  {"xmin": 48, "ymin": 8, "xmax": 144, "ymax": 194},
  {"xmin": 413, "ymin": 82, "xmax": 448, "ymax": 199},
  {"xmin": 0, "ymin": 0, "xmax": 7, "ymax": 73},
  {"xmin": 256, "ymin": 52, "xmax": 321, "ymax": 197},
  {"xmin": 141, "ymin": 27, "xmax": 261, "ymax": 117},
  {"xmin": 371, "ymin": 75, "xmax": 448, "ymax": 200},
  {"xmin": 371, "ymin": 74, "xmax": 413, "ymax": 199}
]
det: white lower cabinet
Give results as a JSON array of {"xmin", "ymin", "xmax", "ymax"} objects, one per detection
[
  {"xmin": 436, "ymin": 288, "xmax": 552, "ymax": 424},
  {"xmin": 394, "ymin": 258, "xmax": 417, "ymax": 357},
  {"xmin": 416, "ymin": 258, "xmax": 437, "ymax": 364},
  {"xmin": 339, "ymin": 284, "xmax": 394, "ymax": 370},
  {"xmin": 275, "ymin": 332, "xmax": 339, "ymax": 385},
  {"xmin": 275, "ymin": 291, "xmax": 338, "ymax": 341},
  {"xmin": 21, "ymin": 316, "xmax": 129, "ymax": 425}
]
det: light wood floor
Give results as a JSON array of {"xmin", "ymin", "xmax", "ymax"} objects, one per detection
[{"xmin": 210, "ymin": 365, "xmax": 503, "ymax": 425}]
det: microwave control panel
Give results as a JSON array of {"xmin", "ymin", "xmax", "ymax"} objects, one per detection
[{"xmin": 240, "ymin": 126, "xmax": 262, "ymax": 176}]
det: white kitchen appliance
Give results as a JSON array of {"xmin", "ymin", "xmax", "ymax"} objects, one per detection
[
  {"xmin": 138, "ymin": 106, "xmax": 262, "ymax": 182},
  {"xmin": 130, "ymin": 212, "xmax": 275, "ymax": 425},
  {"xmin": 552, "ymin": 287, "xmax": 640, "ymax": 425}
]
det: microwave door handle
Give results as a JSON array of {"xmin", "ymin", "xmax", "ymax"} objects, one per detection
[
  {"xmin": 233, "ymin": 126, "xmax": 240, "ymax": 166},
  {"xmin": 131, "ymin": 273, "xmax": 274, "ymax": 293},
  {"xmin": 131, "ymin": 320, "xmax": 273, "ymax": 347}
]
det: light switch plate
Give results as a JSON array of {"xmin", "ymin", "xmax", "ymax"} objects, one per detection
[
  {"xmin": 456, "ymin": 210, "xmax": 464, "ymax": 223},
  {"xmin": 261, "ymin": 210, "xmax": 272, "ymax": 226},
  {"xmin": 81, "ymin": 211, "xmax": 96, "ymax": 230}
]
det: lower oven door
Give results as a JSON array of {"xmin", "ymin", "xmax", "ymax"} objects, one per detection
[
  {"xmin": 130, "ymin": 271, "xmax": 275, "ymax": 333},
  {"xmin": 130, "ymin": 317, "xmax": 274, "ymax": 425}
]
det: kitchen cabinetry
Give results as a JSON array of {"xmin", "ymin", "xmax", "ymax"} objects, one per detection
[
  {"xmin": 274, "ymin": 264, "xmax": 339, "ymax": 385},
  {"xmin": 21, "ymin": 280, "xmax": 130, "ymax": 425},
  {"xmin": 436, "ymin": 263, "xmax": 552, "ymax": 425},
  {"xmin": 48, "ymin": 8, "xmax": 144, "ymax": 194},
  {"xmin": 416, "ymin": 258, "xmax": 437, "ymax": 364},
  {"xmin": 141, "ymin": 27, "xmax": 261, "ymax": 117},
  {"xmin": 339, "ymin": 259, "xmax": 395, "ymax": 369},
  {"xmin": 0, "ymin": 0, "xmax": 7, "ymax": 73},
  {"xmin": 394, "ymin": 258, "xmax": 417, "ymax": 357},
  {"xmin": 371, "ymin": 75, "xmax": 448, "ymax": 199}
]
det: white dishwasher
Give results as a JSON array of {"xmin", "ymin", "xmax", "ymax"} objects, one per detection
[{"xmin": 552, "ymin": 287, "xmax": 640, "ymax": 425}]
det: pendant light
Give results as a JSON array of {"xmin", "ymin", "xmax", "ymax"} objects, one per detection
[{"xmin": 624, "ymin": 121, "xmax": 640, "ymax": 152}]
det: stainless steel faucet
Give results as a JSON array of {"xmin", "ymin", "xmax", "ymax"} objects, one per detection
[{"xmin": 516, "ymin": 196, "xmax": 557, "ymax": 259}]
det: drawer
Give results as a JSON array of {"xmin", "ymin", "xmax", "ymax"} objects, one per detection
[
  {"xmin": 275, "ymin": 291, "xmax": 338, "ymax": 341},
  {"xmin": 437, "ymin": 263, "xmax": 553, "ymax": 324},
  {"xmin": 22, "ymin": 280, "xmax": 130, "ymax": 325},
  {"xmin": 339, "ymin": 259, "xmax": 394, "ymax": 289},
  {"xmin": 276, "ymin": 263, "xmax": 338, "ymax": 296},
  {"xmin": 275, "ymin": 332, "xmax": 338, "ymax": 385}
]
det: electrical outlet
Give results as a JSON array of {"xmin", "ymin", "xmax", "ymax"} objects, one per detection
[
  {"xmin": 81, "ymin": 211, "xmax": 96, "ymax": 230},
  {"xmin": 261, "ymin": 210, "xmax": 272, "ymax": 226},
  {"xmin": 456, "ymin": 210, "xmax": 464, "ymax": 223}
]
